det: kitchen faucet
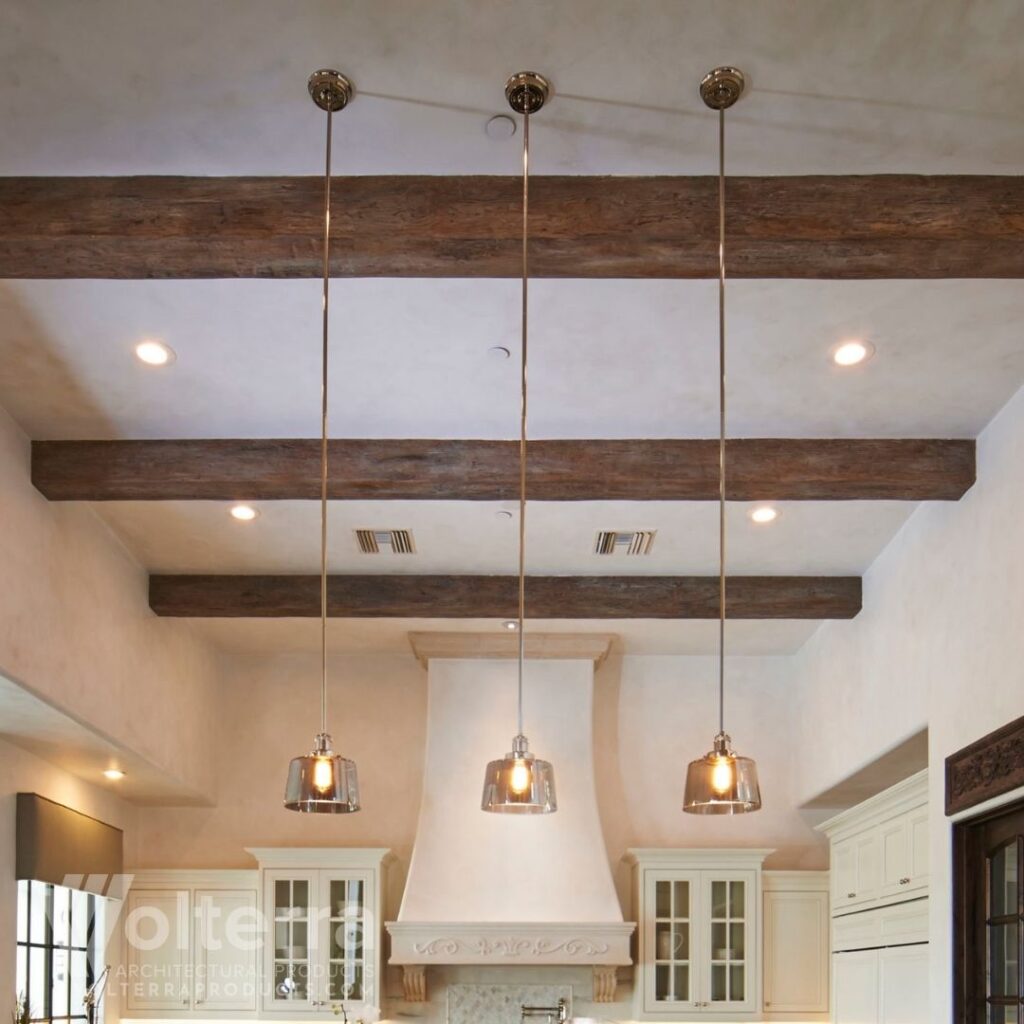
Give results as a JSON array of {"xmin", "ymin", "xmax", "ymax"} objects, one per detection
[{"xmin": 521, "ymin": 998, "xmax": 567, "ymax": 1024}]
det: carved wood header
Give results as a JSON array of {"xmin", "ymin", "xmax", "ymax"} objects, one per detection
[{"xmin": 946, "ymin": 713, "xmax": 1024, "ymax": 815}]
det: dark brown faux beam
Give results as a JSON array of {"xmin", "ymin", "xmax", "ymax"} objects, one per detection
[
  {"xmin": 2, "ymin": 175, "xmax": 1022, "ymax": 278},
  {"xmin": 32, "ymin": 437, "xmax": 975, "ymax": 502},
  {"xmin": 148, "ymin": 573, "xmax": 861, "ymax": 620}
]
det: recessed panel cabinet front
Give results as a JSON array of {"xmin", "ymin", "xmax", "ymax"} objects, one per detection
[
  {"xmin": 124, "ymin": 889, "xmax": 191, "ymax": 1012},
  {"xmin": 194, "ymin": 889, "xmax": 258, "ymax": 1011}
]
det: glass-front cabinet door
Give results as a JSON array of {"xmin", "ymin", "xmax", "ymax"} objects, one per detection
[
  {"xmin": 637, "ymin": 856, "xmax": 762, "ymax": 1018},
  {"xmin": 703, "ymin": 873, "xmax": 755, "ymax": 1013},
  {"xmin": 268, "ymin": 871, "xmax": 316, "ymax": 1009},
  {"xmin": 644, "ymin": 871, "xmax": 699, "ymax": 1012},
  {"xmin": 262, "ymin": 866, "xmax": 378, "ymax": 1015},
  {"xmin": 321, "ymin": 872, "xmax": 372, "ymax": 1004}
]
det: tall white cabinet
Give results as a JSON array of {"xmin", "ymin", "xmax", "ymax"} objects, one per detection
[{"xmin": 819, "ymin": 770, "xmax": 929, "ymax": 1024}]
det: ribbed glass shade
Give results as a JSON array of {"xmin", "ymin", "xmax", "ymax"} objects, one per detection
[
  {"xmin": 683, "ymin": 732, "xmax": 761, "ymax": 815},
  {"xmin": 481, "ymin": 735, "xmax": 556, "ymax": 814},
  {"xmin": 284, "ymin": 733, "xmax": 360, "ymax": 814}
]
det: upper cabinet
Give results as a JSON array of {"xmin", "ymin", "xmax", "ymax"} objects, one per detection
[
  {"xmin": 122, "ymin": 871, "xmax": 259, "ymax": 1015},
  {"xmin": 628, "ymin": 849, "xmax": 773, "ymax": 1021},
  {"xmin": 248, "ymin": 847, "xmax": 390, "ymax": 1018}
]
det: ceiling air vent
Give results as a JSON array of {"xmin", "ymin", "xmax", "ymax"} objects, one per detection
[
  {"xmin": 355, "ymin": 529, "xmax": 416, "ymax": 555},
  {"xmin": 594, "ymin": 530, "xmax": 656, "ymax": 556}
]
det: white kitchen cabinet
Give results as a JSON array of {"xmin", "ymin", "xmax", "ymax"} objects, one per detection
[
  {"xmin": 195, "ymin": 889, "xmax": 259, "ymax": 1011},
  {"xmin": 878, "ymin": 945, "xmax": 929, "ymax": 1024},
  {"xmin": 834, "ymin": 950, "xmax": 880, "ymax": 1023},
  {"xmin": 879, "ymin": 805, "xmax": 929, "ymax": 901},
  {"xmin": 762, "ymin": 873, "xmax": 829, "ymax": 1019},
  {"xmin": 628, "ymin": 849, "xmax": 770, "ymax": 1021},
  {"xmin": 834, "ymin": 945, "xmax": 928, "ymax": 1024},
  {"xmin": 122, "ymin": 873, "xmax": 258, "ymax": 1015},
  {"xmin": 820, "ymin": 772, "xmax": 930, "ymax": 1024},
  {"xmin": 124, "ymin": 889, "xmax": 191, "ymax": 1012},
  {"xmin": 832, "ymin": 830, "xmax": 881, "ymax": 912},
  {"xmin": 248, "ymin": 847, "xmax": 390, "ymax": 1018}
]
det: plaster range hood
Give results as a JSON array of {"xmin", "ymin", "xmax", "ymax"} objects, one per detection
[{"xmin": 386, "ymin": 634, "xmax": 635, "ymax": 1003}]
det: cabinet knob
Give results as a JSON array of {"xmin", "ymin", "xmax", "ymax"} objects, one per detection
[
  {"xmin": 899, "ymin": 877, "xmax": 910, "ymax": 885},
  {"xmin": 847, "ymin": 892, "xmax": 856, "ymax": 898}
]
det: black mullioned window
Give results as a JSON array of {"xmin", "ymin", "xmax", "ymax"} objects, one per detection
[{"xmin": 16, "ymin": 880, "xmax": 102, "ymax": 1024}]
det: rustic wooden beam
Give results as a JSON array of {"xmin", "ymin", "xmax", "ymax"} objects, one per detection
[
  {"xmin": 2, "ymin": 175, "xmax": 1022, "ymax": 279},
  {"xmin": 32, "ymin": 437, "xmax": 975, "ymax": 502},
  {"xmin": 148, "ymin": 574, "xmax": 861, "ymax": 619}
]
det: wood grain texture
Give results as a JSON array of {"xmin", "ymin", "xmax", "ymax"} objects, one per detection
[
  {"xmin": 148, "ymin": 574, "xmax": 861, "ymax": 619},
  {"xmin": 3, "ymin": 175, "xmax": 1023, "ymax": 278},
  {"xmin": 945, "ymin": 713, "xmax": 1024, "ymax": 815},
  {"xmin": 32, "ymin": 438, "xmax": 975, "ymax": 501}
]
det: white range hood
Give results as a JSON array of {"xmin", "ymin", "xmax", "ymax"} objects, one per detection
[{"xmin": 386, "ymin": 636, "xmax": 634, "ymax": 1002}]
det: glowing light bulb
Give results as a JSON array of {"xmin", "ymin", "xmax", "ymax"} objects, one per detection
[
  {"xmin": 509, "ymin": 760, "xmax": 532, "ymax": 795},
  {"xmin": 711, "ymin": 756, "xmax": 735, "ymax": 796},
  {"xmin": 312, "ymin": 756, "xmax": 334, "ymax": 793}
]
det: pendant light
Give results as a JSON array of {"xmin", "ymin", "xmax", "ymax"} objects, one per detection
[
  {"xmin": 284, "ymin": 70, "xmax": 360, "ymax": 814},
  {"xmin": 683, "ymin": 67, "xmax": 762, "ymax": 816},
  {"xmin": 480, "ymin": 72, "xmax": 557, "ymax": 815}
]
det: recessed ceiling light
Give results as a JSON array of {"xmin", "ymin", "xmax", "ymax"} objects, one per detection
[
  {"xmin": 229, "ymin": 504, "xmax": 259, "ymax": 521},
  {"xmin": 488, "ymin": 345, "xmax": 511, "ymax": 360},
  {"xmin": 502, "ymin": 620, "xmax": 519, "ymax": 631},
  {"xmin": 485, "ymin": 114, "xmax": 517, "ymax": 140},
  {"xmin": 103, "ymin": 769, "xmax": 125, "ymax": 780},
  {"xmin": 496, "ymin": 509, "xmax": 514, "ymax": 520},
  {"xmin": 832, "ymin": 340, "xmax": 874, "ymax": 367},
  {"xmin": 134, "ymin": 340, "xmax": 175, "ymax": 366},
  {"xmin": 749, "ymin": 505, "xmax": 778, "ymax": 524}
]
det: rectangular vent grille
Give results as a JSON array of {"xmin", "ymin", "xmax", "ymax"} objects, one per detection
[
  {"xmin": 355, "ymin": 529, "xmax": 416, "ymax": 554},
  {"xmin": 594, "ymin": 530, "xmax": 656, "ymax": 556}
]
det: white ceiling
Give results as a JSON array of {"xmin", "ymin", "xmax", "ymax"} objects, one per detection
[
  {"xmin": 2, "ymin": 0, "xmax": 1023, "ymax": 176},
  {"xmin": 2, "ymin": 278, "xmax": 1023, "ymax": 441},
  {"xmin": 2, "ymin": 0, "xmax": 1022, "ymax": 657}
]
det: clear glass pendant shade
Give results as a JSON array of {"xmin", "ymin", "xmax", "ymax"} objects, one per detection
[
  {"xmin": 683, "ymin": 732, "xmax": 761, "ymax": 815},
  {"xmin": 284, "ymin": 733, "xmax": 361, "ymax": 814},
  {"xmin": 481, "ymin": 735, "xmax": 556, "ymax": 814}
]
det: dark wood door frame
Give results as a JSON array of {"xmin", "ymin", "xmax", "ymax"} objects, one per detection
[{"xmin": 950, "ymin": 715, "xmax": 1024, "ymax": 1023}]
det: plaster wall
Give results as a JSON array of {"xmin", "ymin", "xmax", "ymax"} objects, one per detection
[
  {"xmin": 0, "ymin": 405, "xmax": 221, "ymax": 795},
  {"xmin": 792, "ymin": 383, "xmax": 1024, "ymax": 1019}
]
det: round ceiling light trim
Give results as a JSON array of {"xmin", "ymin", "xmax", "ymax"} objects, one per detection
[
  {"xmin": 103, "ymin": 768, "xmax": 126, "ymax": 780},
  {"xmin": 832, "ymin": 339, "xmax": 875, "ymax": 367},
  {"xmin": 229, "ymin": 504, "xmax": 259, "ymax": 522},
  {"xmin": 749, "ymin": 505, "xmax": 778, "ymax": 524},
  {"xmin": 699, "ymin": 66, "xmax": 746, "ymax": 110},
  {"xmin": 134, "ymin": 340, "xmax": 176, "ymax": 366},
  {"xmin": 505, "ymin": 71, "xmax": 550, "ymax": 115}
]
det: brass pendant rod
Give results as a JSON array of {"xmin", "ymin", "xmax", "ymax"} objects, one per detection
[
  {"xmin": 717, "ymin": 106, "xmax": 727, "ymax": 738},
  {"xmin": 516, "ymin": 104, "xmax": 530, "ymax": 740},
  {"xmin": 320, "ymin": 107, "xmax": 333, "ymax": 736}
]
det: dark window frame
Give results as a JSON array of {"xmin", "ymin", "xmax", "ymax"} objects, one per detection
[{"xmin": 16, "ymin": 880, "xmax": 98, "ymax": 1024}]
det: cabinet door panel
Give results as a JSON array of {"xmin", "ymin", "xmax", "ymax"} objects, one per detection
[
  {"xmin": 124, "ymin": 889, "xmax": 191, "ymax": 1011},
  {"xmin": 702, "ymin": 872, "xmax": 756, "ymax": 1013},
  {"xmin": 833, "ymin": 838, "xmax": 860, "ymax": 911},
  {"xmin": 763, "ymin": 890, "xmax": 829, "ymax": 1013},
  {"xmin": 321, "ymin": 872, "xmax": 373, "ymax": 1006},
  {"xmin": 878, "ymin": 945, "xmax": 929, "ymax": 1024},
  {"xmin": 855, "ymin": 830, "xmax": 882, "ymax": 904},
  {"xmin": 643, "ymin": 871, "xmax": 699, "ymax": 1012},
  {"xmin": 264, "ymin": 870, "xmax": 317, "ymax": 1011},
  {"xmin": 908, "ymin": 807, "xmax": 930, "ymax": 892},
  {"xmin": 195, "ymin": 889, "xmax": 258, "ymax": 1011},
  {"xmin": 834, "ymin": 950, "xmax": 879, "ymax": 1024},
  {"xmin": 880, "ymin": 817, "xmax": 911, "ymax": 898}
]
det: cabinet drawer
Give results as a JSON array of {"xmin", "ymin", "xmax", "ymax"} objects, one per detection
[{"xmin": 833, "ymin": 899, "xmax": 929, "ymax": 952}]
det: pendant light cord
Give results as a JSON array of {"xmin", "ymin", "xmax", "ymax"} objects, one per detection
[
  {"xmin": 716, "ymin": 107, "xmax": 727, "ymax": 738},
  {"xmin": 320, "ymin": 107, "xmax": 333, "ymax": 737},
  {"xmin": 516, "ymin": 106, "xmax": 530, "ymax": 739}
]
